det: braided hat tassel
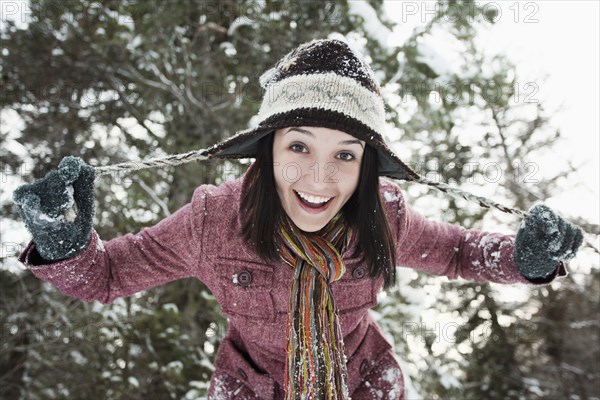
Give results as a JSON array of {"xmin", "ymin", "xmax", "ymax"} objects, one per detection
[{"xmin": 90, "ymin": 149, "xmax": 599, "ymax": 255}]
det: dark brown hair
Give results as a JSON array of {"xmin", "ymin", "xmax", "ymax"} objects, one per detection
[{"xmin": 240, "ymin": 132, "xmax": 397, "ymax": 289}]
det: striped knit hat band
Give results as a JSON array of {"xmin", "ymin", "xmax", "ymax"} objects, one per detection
[
  {"xmin": 205, "ymin": 38, "xmax": 420, "ymax": 181},
  {"xmin": 256, "ymin": 72, "xmax": 386, "ymax": 136}
]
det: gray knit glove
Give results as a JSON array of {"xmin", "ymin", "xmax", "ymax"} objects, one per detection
[
  {"xmin": 515, "ymin": 204, "xmax": 583, "ymax": 280},
  {"xmin": 13, "ymin": 156, "xmax": 96, "ymax": 261}
]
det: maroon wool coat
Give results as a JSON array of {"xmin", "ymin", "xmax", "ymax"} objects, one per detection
[{"xmin": 19, "ymin": 170, "xmax": 566, "ymax": 399}]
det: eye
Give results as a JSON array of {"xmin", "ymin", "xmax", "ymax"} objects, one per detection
[
  {"xmin": 337, "ymin": 152, "xmax": 356, "ymax": 162},
  {"xmin": 290, "ymin": 143, "xmax": 307, "ymax": 153}
]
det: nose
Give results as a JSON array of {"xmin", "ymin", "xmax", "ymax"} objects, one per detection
[{"xmin": 299, "ymin": 156, "xmax": 339, "ymax": 187}]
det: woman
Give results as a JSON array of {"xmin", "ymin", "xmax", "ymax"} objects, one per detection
[{"xmin": 14, "ymin": 39, "xmax": 582, "ymax": 399}]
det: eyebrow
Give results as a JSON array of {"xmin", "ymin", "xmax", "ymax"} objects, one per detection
[{"xmin": 285, "ymin": 127, "xmax": 365, "ymax": 148}]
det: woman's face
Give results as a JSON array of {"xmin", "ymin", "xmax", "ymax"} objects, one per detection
[{"xmin": 272, "ymin": 127, "xmax": 365, "ymax": 232}]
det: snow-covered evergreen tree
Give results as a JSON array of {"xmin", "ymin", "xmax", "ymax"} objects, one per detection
[{"xmin": 1, "ymin": 1, "xmax": 597, "ymax": 398}]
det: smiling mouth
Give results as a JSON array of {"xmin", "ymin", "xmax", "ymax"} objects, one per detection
[{"xmin": 294, "ymin": 190, "xmax": 333, "ymax": 209}]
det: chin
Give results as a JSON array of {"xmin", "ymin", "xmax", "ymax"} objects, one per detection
[
  {"xmin": 290, "ymin": 216, "xmax": 330, "ymax": 233},
  {"xmin": 297, "ymin": 224, "xmax": 324, "ymax": 233},
  {"xmin": 281, "ymin": 195, "xmax": 343, "ymax": 233}
]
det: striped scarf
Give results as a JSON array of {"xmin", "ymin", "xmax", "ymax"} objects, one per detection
[{"xmin": 275, "ymin": 211, "xmax": 352, "ymax": 400}]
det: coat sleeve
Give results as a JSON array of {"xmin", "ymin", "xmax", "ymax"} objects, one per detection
[
  {"xmin": 381, "ymin": 180, "xmax": 567, "ymax": 285},
  {"xmin": 18, "ymin": 184, "xmax": 211, "ymax": 304}
]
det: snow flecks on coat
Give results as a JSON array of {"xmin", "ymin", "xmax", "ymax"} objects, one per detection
[
  {"xmin": 370, "ymin": 388, "xmax": 385, "ymax": 399},
  {"xmin": 382, "ymin": 366, "xmax": 401, "ymax": 383},
  {"xmin": 350, "ymin": 347, "xmax": 405, "ymax": 399},
  {"xmin": 382, "ymin": 367, "xmax": 403, "ymax": 399},
  {"xmin": 383, "ymin": 190, "xmax": 401, "ymax": 203},
  {"xmin": 470, "ymin": 235, "xmax": 502, "ymax": 276},
  {"xmin": 96, "ymin": 233, "xmax": 105, "ymax": 252},
  {"xmin": 208, "ymin": 375, "xmax": 234, "ymax": 399},
  {"xmin": 208, "ymin": 374, "xmax": 247, "ymax": 400},
  {"xmin": 131, "ymin": 233, "xmax": 147, "ymax": 252},
  {"xmin": 45, "ymin": 262, "xmax": 89, "ymax": 289},
  {"xmin": 356, "ymin": 362, "xmax": 405, "ymax": 400},
  {"xmin": 464, "ymin": 232, "xmax": 522, "ymax": 283}
]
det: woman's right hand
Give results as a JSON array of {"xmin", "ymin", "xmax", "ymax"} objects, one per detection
[{"xmin": 13, "ymin": 156, "xmax": 96, "ymax": 261}]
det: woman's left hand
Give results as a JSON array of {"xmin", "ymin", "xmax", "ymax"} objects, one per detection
[{"xmin": 515, "ymin": 204, "xmax": 584, "ymax": 280}]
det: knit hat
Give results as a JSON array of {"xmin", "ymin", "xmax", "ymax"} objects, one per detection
[{"xmin": 204, "ymin": 38, "xmax": 420, "ymax": 181}]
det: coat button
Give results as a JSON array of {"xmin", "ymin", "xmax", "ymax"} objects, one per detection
[
  {"xmin": 352, "ymin": 266, "xmax": 367, "ymax": 280},
  {"xmin": 237, "ymin": 270, "xmax": 252, "ymax": 286},
  {"xmin": 359, "ymin": 359, "xmax": 369, "ymax": 375},
  {"xmin": 238, "ymin": 368, "xmax": 248, "ymax": 381}
]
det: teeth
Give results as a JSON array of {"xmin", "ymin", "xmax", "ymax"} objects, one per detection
[{"xmin": 296, "ymin": 190, "xmax": 332, "ymax": 204}]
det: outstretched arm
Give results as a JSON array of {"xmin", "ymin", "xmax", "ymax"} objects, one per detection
[
  {"xmin": 381, "ymin": 180, "xmax": 573, "ymax": 285},
  {"xmin": 18, "ymin": 185, "xmax": 211, "ymax": 304}
]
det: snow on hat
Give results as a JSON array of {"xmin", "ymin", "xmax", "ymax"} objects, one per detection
[{"xmin": 204, "ymin": 38, "xmax": 420, "ymax": 181}]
